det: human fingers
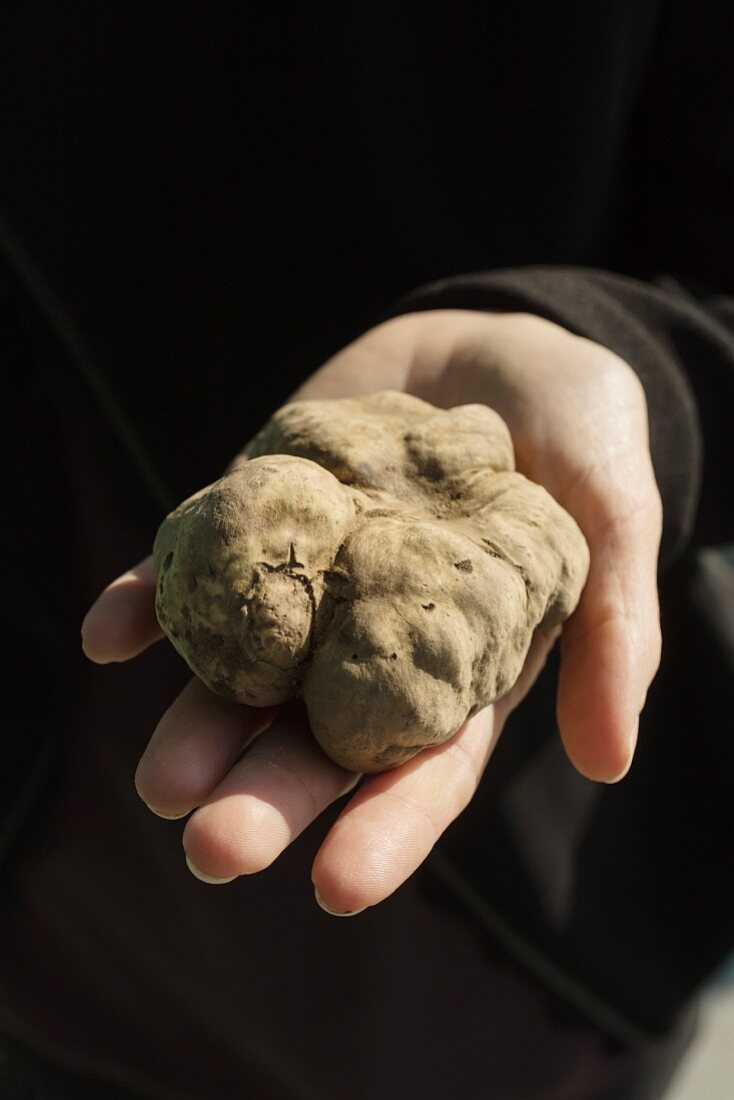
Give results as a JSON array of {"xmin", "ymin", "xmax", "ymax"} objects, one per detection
[
  {"xmin": 81, "ymin": 555, "xmax": 163, "ymax": 663},
  {"xmin": 134, "ymin": 678, "xmax": 279, "ymax": 819},
  {"xmin": 182, "ymin": 627, "xmax": 559, "ymax": 890},
  {"xmin": 310, "ymin": 627, "xmax": 560, "ymax": 915},
  {"xmin": 181, "ymin": 705, "xmax": 358, "ymax": 882},
  {"xmin": 309, "ymin": 709, "xmax": 500, "ymax": 914},
  {"xmin": 557, "ymin": 475, "xmax": 663, "ymax": 783}
]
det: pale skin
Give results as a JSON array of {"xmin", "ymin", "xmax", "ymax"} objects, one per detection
[{"xmin": 81, "ymin": 310, "xmax": 663, "ymax": 914}]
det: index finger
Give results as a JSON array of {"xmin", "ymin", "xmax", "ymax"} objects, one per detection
[{"xmin": 81, "ymin": 555, "xmax": 164, "ymax": 663}]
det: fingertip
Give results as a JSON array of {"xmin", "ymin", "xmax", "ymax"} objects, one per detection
[
  {"xmin": 558, "ymin": 680, "xmax": 639, "ymax": 783},
  {"xmin": 556, "ymin": 598, "xmax": 647, "ymax": 787},
  {"xmin": 563, "ymin": 735, "xmax": 635, "ymax": 784},
  {"xmin": 185, "ymin": 854, "xmax": 237, "ymax": 885},
  {"xmin": 80, "ymin": 559, "xmax": 164, "ymax": 663},
  {"xmin": 134, "ymin": 762, "xmax": 191, "ymax": 819},
  {"xmin": 182, "ymin": 798, "xmax": 285, "ymax": 879},
  {"xmin": 81, "ymin": 601, "xmax": 134, "ymax": 662},
  {"xmin": 80, "ymin": 615, "xmax": 111, "ymax": 664},
  {"xmin": 310, "ymin": 800, "xmax": 416, "ymax": 915},
  {"xmin": 81, "ymin": 598, "xmax": 163, "ymax": 663},
  {"xmin": 310, "ymin": 821, "xmax": 375, "ymax": 914},
  {"xmin": 601, "ymin": 716, "xmax": 639, "ymax": 785},
  {"xmin": 142, "ymin": 801, "xmax": 189, "ymax": 821},
  {"xmin": 314, "ymin": 888, "xmax": 367, "ymax": 917},
  {"xmin": 311, "ymin": 858, "xmax": 375, "ymax": 916}
]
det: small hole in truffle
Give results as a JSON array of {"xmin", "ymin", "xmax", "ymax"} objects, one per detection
[
  {"xmin": 162, "ymin": 551, "xmax": 174, "ymax": 572},
  {"xmin": 351, "ymin": 653, "xmax": 358, "ymax": 661},
  {"xmin": 390, "ymin": 652, "xmax": 398, "ymax": 660},
  {"xmin": 419, "ymin": 456, "xmax": 444, "ymax": 481},
  {"xmin": 454, "ymin": 559, "xmax": 473, "ymax": 573},
  {"xmin": 422, "ymin": 602, "xmax": 435, "ymax": 611}
]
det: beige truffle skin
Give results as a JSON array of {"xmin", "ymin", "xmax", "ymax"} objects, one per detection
[
  {"xmin": 154, "ymin": 391, "xmax": 590, "ymax": 772},
  {"xmin": 153, "ymin": 455, "xmax": 355, "ymax": 706}
]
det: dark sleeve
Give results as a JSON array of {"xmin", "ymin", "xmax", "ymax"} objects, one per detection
[{"xmin": 389, "ymin": 265, "xmax": 734, "ymax": 565}]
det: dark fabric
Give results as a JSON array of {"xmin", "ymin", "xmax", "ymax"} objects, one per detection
[
  {"xmin": 0, "ymin": 0, "xmax": 667, "ymax": 499},
  {"xmin": 1, "ymin": 1, "xmax": 733, "ymax": 1097},
  {"xmin": 0, "ymin": 1033, "xmax": 143, "ymax": 1099}
]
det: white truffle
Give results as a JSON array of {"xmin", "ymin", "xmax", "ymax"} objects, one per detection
[{"xmin": 154, "ymin": 392, "xmax": 589, "ymax": 771}]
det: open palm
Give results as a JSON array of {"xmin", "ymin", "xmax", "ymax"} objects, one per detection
[{"xmin": 82, "ymin": 310, "xmax": 662, "ymax": 914}]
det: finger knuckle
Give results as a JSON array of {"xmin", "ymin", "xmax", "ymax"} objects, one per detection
[
  {"xmin": 611, "ymin": 354, "xmax": 648, "ymax": 410},
  {"xmin": 576, "ymin": 339, "xmax": 649, "ymax": 413}
]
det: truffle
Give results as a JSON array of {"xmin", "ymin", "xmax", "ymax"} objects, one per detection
[{"xmin": 154, "ymin": 392, "xmax": 589, "ymax": 772}]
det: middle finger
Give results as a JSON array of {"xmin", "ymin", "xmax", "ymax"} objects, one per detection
[{"xmin": 182, "ymin": 706, "xmax": 359, "ymax": 882}]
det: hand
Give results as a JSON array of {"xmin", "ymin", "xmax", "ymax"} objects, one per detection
[{"xmin": 81, "ymin": 310, "xmax": 662, "ymax": 913}]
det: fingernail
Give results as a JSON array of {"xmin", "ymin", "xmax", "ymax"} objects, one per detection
[
  {"xmin": 136, "ymin": 786, "xmax": 191, "ymax": 820},
  {"xmin": 185, "ymin": 855, "xmax": 237, "ymax": 885},
  {"xmin": 314, "ymin": 889, "xmax": 366, "ymax": 917},
  {"xmin": 148, "ymin": 806, "xmax": 189, "ymax": 821}
]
